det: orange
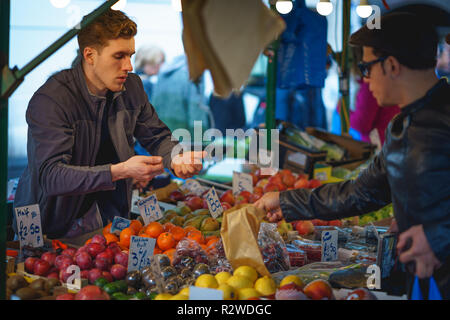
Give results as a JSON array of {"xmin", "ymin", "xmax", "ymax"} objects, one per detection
[
  {"xmin": 153, "ymin": 246, "xmax": 163, "ymax": 255},
  {"xmin": 120, "ymin": 227, "xmax": 135, "ymax": 248},
  {"xmin": 206, "ymin": 237, "xmax": 220, "ymax": 248},
  {"xmin": 104, "ymin": 233, "xmax": 119, "ymax": 244},
  {"xmin": 103, "ymin": 222, "xmax": 112, "ymax": 236},
  {"xmin": 130, "ymin": 220, "xmax": 143, "ymax": 234},
  {"xmin": 145, "ymin": 222, "xmax": 164, "ymax": 238},
  {"xmin": 184, "ymin": 226, "xmax": 198, "ymax": 234},
  {"xmin": 163, "ymin": 248, "xmax": 176, "ymax": 264},
  {"xmin": 85, "ymin": 238, "xmax": 92, "ymax": 246},
  {"xmin": 200, "ymin": 244, "xmax": 208, "ymax": 252},
  {"xmin": 187, "ymin": 230, "xmax": 204, "ymax": 244},
  {"xmin": 163, "ymin": 222, "xmax": 176, "ymax": 233},
  {"xmin": 157, "ymin": 232, "xmax": 176, "ymax": 251},
  {"xmin": 171, "ymin": 226, "xmax": 186, "ymax": 242}
]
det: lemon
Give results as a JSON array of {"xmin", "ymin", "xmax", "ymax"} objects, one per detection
[
  {"xmin": 217, "ymin": 284, "xmax": 237, "ymax": 300},
  {"xmin": 170, "ymin": 294, "xmax": 189, "ymax": 300},
  {"xmin": 154, "ymin": 293, "xmax": 173, "ymax": 300},
  {"xmin": 215, "ymin": 271, "xmax": 232, "ymax": 285},
  {"xmin": 226, "ymin": 275, "xmax": 254, "ymax": 290},
  {"xmin": 237, "ymin": 288, "xmax": 261, "ymax": 300},
  {"xmin": 233, "ymin": 266, "xmax": 258, "ymax": 283},
  {"xmin": 254, "ymin": 276, "xmax": 277, "ymax": 296},
  {"xmin": 195, "ymin": 274, "xmax": 219, "ymax": 289},
  {"xmin": 280, "ymin": 275, "xmax": 304, "ymax": 288},
  {"xmin": 179, "ymin": 287, "xmax": 190, "ymax": 296}
]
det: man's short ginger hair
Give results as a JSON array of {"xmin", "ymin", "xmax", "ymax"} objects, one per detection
[{"xmin": 77, "ymin": 9, "xmax": 137, "ymax": 54}]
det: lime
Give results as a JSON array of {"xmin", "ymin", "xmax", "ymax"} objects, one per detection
[
  {"xmin": 94, "ymin": 277, "xmax": 109, "ymax": 288},
  {"xmin": 112, "ymin": 292, "xmax": 130, "ymax": 300},
  {"xmin": 133, "ymin": 292, "xmax": 148, "ymax": 300},
  {"xmin": 114, "ymin": 280, "xmax": 128, "ymax": 293},
  {"xmin": 103, "ymin": 282, "xmax": 120, "ymax": 295}
]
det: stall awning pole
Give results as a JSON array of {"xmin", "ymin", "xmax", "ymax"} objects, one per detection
[
  {"xmin": 0, "ymin": 0, "xmax": 10, "ymax": 301},
  {"xmin": 339, "ymin": 0, "xmax": 351, "ymax": 135},
  {"xmin": 265, "ymin": 3, "xmax": 280, "ymax": 151}
]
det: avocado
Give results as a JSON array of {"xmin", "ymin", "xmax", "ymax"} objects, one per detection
[{"xmin": 175, "ymin": 206, "xmax": 192, "ymax": 216}]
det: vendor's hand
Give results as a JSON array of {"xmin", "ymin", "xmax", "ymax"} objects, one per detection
[
  {"xmin": 254, "ymin": 192, "xmax": 283, "ymax": 222},
  {"xmin": 171, "ymin": 151, "xmax": 206, "ymax": 179},
  {"xmin": 397, "ymin": 224, "xmax": 442, "ymax": 279},
  {"xmin": 111, "ymin": 156, "xmax": 164, "ymax": 182},
  {"xmin": 132, "ymin": 178, "xmax": 152, "ymax": 192}
]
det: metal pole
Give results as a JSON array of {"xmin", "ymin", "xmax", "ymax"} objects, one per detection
[
  {"xmin": 0, "ymin": 0, "xmax": 10, "ymax": 301},
  {"xmin": 265, "ymin": 3, "xmax": 280, "ymax": 150},
  {"xmin": 339, "ymin": 0, "xmax": 351, "ymax": 135}
]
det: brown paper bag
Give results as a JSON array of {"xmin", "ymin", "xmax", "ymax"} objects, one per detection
[{"xmin": 220, "ymin": 204, "xmax": 270, "ymax": 277}]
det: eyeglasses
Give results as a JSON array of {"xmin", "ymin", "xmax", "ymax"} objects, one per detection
[{"xmin": 358, "ymin": 56, "xmax": 388, "ymax": 78}]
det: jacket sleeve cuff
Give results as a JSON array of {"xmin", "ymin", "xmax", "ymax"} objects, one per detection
[
  {"xmin": 423, "ymin": 221, "xmax": 450, "ymax": 263},
  {"xmin": 279, "ymin": 189, "xmax": 313, "ymax": 222}
]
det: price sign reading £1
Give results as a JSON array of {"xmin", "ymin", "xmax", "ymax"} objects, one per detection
[
  {"xmin": 205, "ymin": 187, "xmax": 223, "ymax": 219},
  {"xmin": 15, "ymin": 204, "xmax": 44, "ymax": 248},
  {"xmin": 128, "ymin": 236, "xmax": 156, "ymax": 272},
  {"xmin": 321, "ymin": 230, "xmax": 338, "ymax": 262},
  {"xmin": 138, "ymin": 194, "xmax": 163, "ymax": 225}
]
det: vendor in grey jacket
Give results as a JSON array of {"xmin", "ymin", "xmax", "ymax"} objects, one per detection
[
  {"xmin": 256, "ymin": 13, "xmax": 450, "ymax": 299},
  {"xmin": 14, "ymin": 9, "xmax": 204, "ymax": 239}
]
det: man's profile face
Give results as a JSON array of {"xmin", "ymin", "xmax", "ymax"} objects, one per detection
[
  {"xmin": 90, "ymin": 37, "xmax": 135, "ymax": 93},
  {"xmin": 362, "ymin": 46, "xmax": 394, "ymax": 107}
]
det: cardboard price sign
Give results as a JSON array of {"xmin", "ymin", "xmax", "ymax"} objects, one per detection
[
  {"xmin": 321, "ymin": 230, "xmax": 338, "ymax": 262},
  {"xmin": 232, "ymin": 171, "xmax": 253, "ymax": 195},
  {"xmin": 205, "ymin": 187, "xmax": 223, "ymax": 219},
  {"xmin": 15, "ymin": 204, "xmax": 43, "ymax": 248},
  {"xmin": 138, "ymin": 194, "xmax": 163, "ymax": 225},
  {"xmin": 182, "ymin": 179, "xmax": 205, "ymax": 196},
  {"xmin": 128, "ymin": 236, "xmax": 156, "ymax": 272}
]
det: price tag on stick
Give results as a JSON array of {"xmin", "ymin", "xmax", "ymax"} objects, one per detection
[
  {"xmin": 128, "ymin": 236, "xmax": 156, "ymax": 272},
  {"xmin": 14, "ymin": 204, "xmax": 43, "ymax": 248},
  {"xmin": 232, "ymin": 171, "xmax": 254, "ymax": 195},
  {"xmin": 205, "ymin": 187, "xmax": 223, "ymax": 219},
  {"xmin": 110, "ymin": 216, "xmax": 131, "ymax": 235},
  {"xmin": 321, "ymin": 230, "xmax": 338, "ymax": 262},
  {"xmin": 138, "ymin": 194, "xmax": 163, "ymax": 225}
]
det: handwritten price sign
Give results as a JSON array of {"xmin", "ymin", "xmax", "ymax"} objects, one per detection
[
  {"xmin": 321, "ymin": 230, "xmax": 338, "ymax": 262},
  {"xmin": 128, "ymin": 236, "xmax": 156, "ymax": 272},
  {"xmin": 110, "ymin": 216, "xmax": 131, "ymax": 235},
  {"xmin": 232, "ymin": 171, "xmax": 253, "ymax": 195},
  {"xmin": 205, "ymin": 187, "xmax": 223, "ymax": 219},
  {"xmin": 138, "ymin": 194, "xmax": 163, "ymax": 225},
  {"xmin": 182, "ymin": 179, "xmax": 206, "ymax": 196},
  {"xmin": 14, "ymin": 204, "xmax": 43, "ymax": 248}
]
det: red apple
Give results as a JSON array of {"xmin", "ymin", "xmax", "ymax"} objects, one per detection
[
  {"xmin": 47, "ymin": 272, "xmax": 59, "ymax": 280},
  {"xmin": 282, "ymin": 174, "xmax": 296, "ymax": 188},
  {"xmin": 95, "ymin": 257, "xmax": 111, "ymax": 271},
  {"xmin": 59, "ymin": 265, "xmax": 75, "ymax": 283},
  {"xmin": 235, "ymin": 195, "xmax": 249, "ymax": 205},
  {"xmin": 219, "ymin": 190, "xmax": 235, "ymax": 206},
  {"xmin": 41, "ymin": 252, "xmax": 57, "ymax": 267},
  {"xmin": 88, "ymin": 268, "xmax": 103, "ymax": 284},
  {"xmin": 295, "ymin": 221, "xmax": 315, "ymax": 236},
  {"xmin": 61, "ymin": 247, "xmax": 77, "ymax": 258},
  {"xmin": 80, "ymin": 270, "xmax": 90, "ymax": 280},
  {"xmin": 308, "ymin": 179, "xmax": 322, "ymax": 189},
  {"xmin": 24, "ymin": 257, "xmax": 39, "ymax": 273},
  {"xmin": 238, "ymin": 190, "xmax": 252, "ymax": 201},
  {"xmin": 75, "ymin": 251, "xmax": 93, "ymax": 270},
  {"xmin": 33, "ymin": 259, "xmax": 51, "ymax": 276},
  {"xmin": 328, "ymin": 220, "xmax": 342, "ymax": 227},
  {"xmin": 55, "ymin": 255, "xmax": 74, "ymax": 270},
  {"xmin": 185, "ymin": 196, "xmax": 204, "ymax": 211},
  {"xmin": 311, "ymin": 219, "xmax": 328, "ymax": 226},
  {"xmin": 303, "ymin": 279, "xmax": 333, "ymax": 300},
  {"xmin": 75, "ymin": 246, "xmax": 89, "ymax": 257},
  {"xmin": 110, "ymin": 264, "xmax": 127, "ymax": 280},
  {"xmin": 56, "ymin": 293, "xmax": 76, "ymax": 300},
  {"xmin": 274, "ymin": 182, "xmax": 287, "ymax": 191},
  {"xmin": 75, "ymin": 285, "xmax": 110, "ymax": 300},
  {"xmin": 253, "ymin": 186, "xmax": 263, "ymax": 195},
  {"xmin": 97, "ymin": 251, "xmax": 113, "ymax": 265},
  {"xmin": 249, "ymin": 193, "xmax": 262, "ymax": 203},
  {"xmin": 114, "ymin": 251, "xmax": 128, "ymax": 267},
  {"xmin": 268, "ymin": 174, "xmax": 283, "ymax": 186},
  {"xmin": 102, "ymin": 271, "xmax": 113, "ymax": 283},
  {"xmin": 169, "ymin": 190, "xmax": 185, "ymax": 202},
  {"xmin": 256, "ymin": 178, "xmax": 269, "ymax": 189},
  {"xmin": 91, "ymin": 234, "xmax": 107, "ymax": 247},
  {"xmin": 202, "ymin": 199, "xmax": 209, "ymax": 209},
  {"xmin": 263, "ymin": 183, "xmax": 280, "ymax": 194},
  {"xmin": 107, "ymin": 242, "xmax": 122, "ymax": 256},
  {"xmin": 294, "ymin": 178, "xmax": 309, "ymax": 189},
  {"xmin": 221, "ymin": 202, "xmax": 232, "ymax": 211},
  {"xmin": 86, "ymin": 243, "xmax": 105, "ymax": 258}
]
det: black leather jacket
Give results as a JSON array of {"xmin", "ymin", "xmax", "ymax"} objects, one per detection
[{"xmin": 280, "ymin": 79, "xmax": 450, "ymax": 264}]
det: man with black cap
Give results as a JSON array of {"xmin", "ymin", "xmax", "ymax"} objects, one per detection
[{"xmin": 255, "ymin": 12, "xmax": 450, "ymax": 299}]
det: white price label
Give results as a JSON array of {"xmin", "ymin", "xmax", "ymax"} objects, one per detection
[
  {"xmin": 128, "ymin": 236, "xmax": 156, "ymax": 272},
  {"xmin": 205, "ymin": 187, "xmax": 223, "ymax": 219},
  {"xmin": 110, "ymin": 216, "xmax": 131, "ymax": 235},
  {"xmin": 189, "ymin": 286, "xmax": 223, "ymax": 300},
  {"xmin": 138, "ymin": 194, "xmax": 163, "ymax": 225},
  {"xmin": 15, "ymin": 204, "xmax": 43, "ymax": 248},
  {"xmin": 232, "ymin": 171, "xmax": 254, "ymax": 195},
  {"xmin": 182, "ymin": 179, "xmax": 205, "ymax": 196},
  {"xmin": 321, "ymin": 230, "xmax": 338, "ymax": 262}
]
